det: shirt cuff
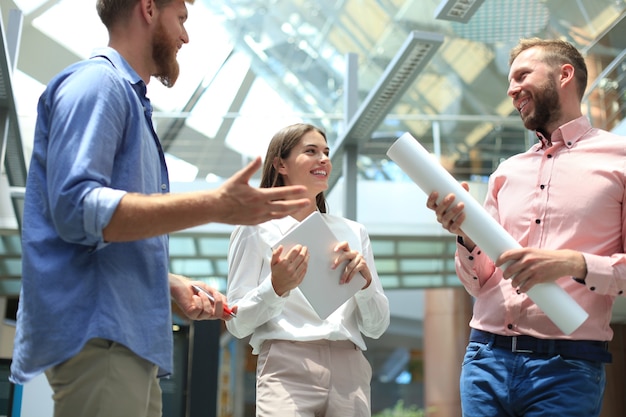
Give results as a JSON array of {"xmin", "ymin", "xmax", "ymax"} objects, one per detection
[
  {"xmin": 354, "ymin": 278, "xmax": 376, "ymax": 301},
  {"xmin": 258, "ymin": 276, "xmax": 289, "ymax": 304},
  {"xmin": 579, "ymin": 252, "xmax": 616, "ymax": 294}
]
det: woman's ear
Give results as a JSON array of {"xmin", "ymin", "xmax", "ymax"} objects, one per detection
[{"xmin": 274, "ymin": 157, "xmax": 287, "ymax": 175}]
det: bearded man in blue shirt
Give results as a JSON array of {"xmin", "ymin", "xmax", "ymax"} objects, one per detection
[{"xmin": 9, "ymin": 1, "xmax": 310, "ymax": 416}]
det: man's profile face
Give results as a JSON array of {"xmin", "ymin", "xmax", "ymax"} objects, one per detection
[
  {"xmin": 521, "ymin": 74, "xmax": 560, "ymax": 133},
  {"xmin": 508, "ymin": 48, "xmax": 561, "ymax": 135},
  {"xmin": 152, "ymin": 17, "xmax": 180, "ymax": 87},
  {"xmin": 152, "ymin": 0, "xmax": 190, "ymax": 87}
]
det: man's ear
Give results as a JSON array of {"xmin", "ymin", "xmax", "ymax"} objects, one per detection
[
  {"xmin": 140, "ymin": 0, "xmax": 155, "ymax": 23},
  {"xmin": 559, "ymin": 63, "xmax": 575, "ymax": 89}
]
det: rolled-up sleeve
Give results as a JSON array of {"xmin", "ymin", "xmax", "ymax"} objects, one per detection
[{"xmin": 45, "ymin": 64, "xmax": 129, "ymax": 247}]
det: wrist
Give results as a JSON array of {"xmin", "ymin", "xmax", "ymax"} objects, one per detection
[{"xmin": 456, "ymin": 235, "xmax": 476, "ymax": 252}]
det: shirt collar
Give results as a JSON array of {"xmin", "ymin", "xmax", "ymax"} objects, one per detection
[
  {"xmin": 90, "ymin": 47, "xmax": 145, "ymax": 88},
  {"xmin": 533, "ymin": 116, "xmax": 592, "ymax": 151},
  {"xmin": 274, "ymin": 215, "xmax": 305, "ymax": 236},
  {"xmin": 274, "ymin": 210, "xmax": 325, "ymax": 235}
]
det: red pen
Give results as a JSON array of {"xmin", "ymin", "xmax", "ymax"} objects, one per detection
[{"xmin": 192, "ymin": 285, "xmax": 237, "ymax": 318}]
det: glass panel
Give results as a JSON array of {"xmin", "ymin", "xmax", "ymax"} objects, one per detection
[
  {"xmin": 445, "ymin": 275, "xmax": 465, "ymax": 287},
  {"xmin": 371, "ymin": 240, "xmax": 395, "ymax": 256},
  {"xmin": 169, "ymin": 236, "xmax": 197, "ymax": 257},
  {"xmin": 13, "ymin": 0, "xmax": 49, "ymax": 14},
  {"xmin": 215, "ymin": 259, "xmax": 230, "ymax": 276},
  {"xmin": 197, "ymin": 277, "xmax": 227, "ymax": 293},
  {"xmin": 170, "ymin": 259, "xmax": 214, "ymax": 276},
  {"xmin": 32, "ymin": 0, "xmax": 107, "ymax": 58},
  {"xmin": 397, "ymin": 240, "xmax": 447, "ymax": 256},
  {"xmin": 399, "ymin": 259, "xmax": 447, "ymax": 273},
  {"xmin": 380, "ymin": 275, "xmax": 400, "ymax": 288},
  {"xmin": 374, "ymin": 259, "xmax": 398, "ymax": 274},
  {"xmin": 445, "ymin": 259, "xmax": 456, "ymax": 271},
  {"xmin": 186, "ymin": 52, "xmax": 252, "ymax": 139},
  {"xmin": 0, "ymin": 259, "xmax": 21, "ymax": 276},
  {"xmin": 0, "ymin": 236, "xmax": 21, "ymax": 255},
  {"xmin": 198, "ymin": 237, "xmax": 231, "ymax": 256},
  {"xmin": 224, "ymin": 76, "xmax": 305, "ymax": 158},
  {"xmin": 403, "ymin": 275, "xmax": 444, "ymax": 287}
]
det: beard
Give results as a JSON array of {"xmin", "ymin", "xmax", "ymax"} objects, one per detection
[
  {"xmin": 152, "ymin": 19, "xmax": 180, "ymax": 88},
  {"xmin": 520, "ymin": 76, "xmax": 561, "ymax": 135}
]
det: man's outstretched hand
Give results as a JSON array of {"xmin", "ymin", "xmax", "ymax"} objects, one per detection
[{"xmin": 214, "ymin": 157, "xmax": 311, "ymax": 225}]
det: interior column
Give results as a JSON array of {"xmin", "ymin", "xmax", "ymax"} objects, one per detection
[{"xmin": 423, "ymin": 287, "xmax": 472, "ymax": 417}]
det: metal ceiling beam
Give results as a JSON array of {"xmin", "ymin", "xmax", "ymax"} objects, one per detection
[
  {"xmin": 434, "ymin": 0, "xmax": 486, "ymax": 23},
  {"xmin": 329, "ymin": 30, "xmax": 445, "ymax": 191},
  {"xmin": 160, "ymin": 47, "xmax": 236, "ymax": 152},
  {"xmin": 0, "ymin": 8, "xmax": 26, "ymax": 230}
]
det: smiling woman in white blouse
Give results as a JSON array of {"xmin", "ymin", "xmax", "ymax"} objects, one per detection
[{"xmin": 225, "ymin": 123, "xmax": 390, "ymax": 417}]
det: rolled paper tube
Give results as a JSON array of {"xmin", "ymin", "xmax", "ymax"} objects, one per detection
[{"xmin": 386, "ymin": 132, "xmax": 588, "ymax": 335}]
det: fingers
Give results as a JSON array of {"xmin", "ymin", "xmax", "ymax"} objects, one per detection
[
  {"xmin": 426, "ymin": 191, "xmax": 440, "ymax": 211},
  {"xmin": 495, "ymin": 249, "xmax": 537, "ymax": 292},
  {"xmin": 332, "ymin": 242, "xmax": 351, "ymax": 269},
  {"xmin": 332, "ymin": 243, "xmax": 370, "ymax": 287},
  {"xmin": 428, "ymin": 192, "xmax": 466, "ymax": 232},
  {"xmin": 217, "ymin": 159, "xmax": 312, "ymax": 226},
  {"xmin": 271, "ymin": 245, "xmax": 284, "ymax": 266},
  {"xmin": 262, "ymin": 186, "xmax": 311, "ymax": 214},
  {"xmin": 286, "ymin": 244, "xmax": 308, "ymax": 263},
  {"xmin": 263, "ymin": 184, "xmax": 308, "ymax": 200},
  {"xmin": 192, "ymin": 286, "xmax": 227, "ymax": 320},
  {"xmin": 231, "ymin": 156, "xmax": 262, "ymax": 184},
  {"xmin": 341, "ymin": 255, "xmax": 369, "ymax": 286},
  {"xmin": 235, "ymin": 187, "xmax": 312, "ymax": 225},
  {"xmin": 270, "ymin": 245, "xmax": 309, "ymax": 296},
  {"xmin": 427, "ymin": 189, "xmax": 471, "ymax": 230},
  {"xmin": 333, "ymin": 241, "xmax": 350, "ymax": 253}
]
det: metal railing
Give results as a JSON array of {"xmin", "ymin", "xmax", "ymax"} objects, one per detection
[{"xmin": 583, "ymin": 48, "xmax": 626, "ymax": 132}]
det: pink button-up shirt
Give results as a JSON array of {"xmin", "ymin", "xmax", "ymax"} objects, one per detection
[{"xmin": 457, "ymin": 116, "xmax": 626, "ymax": 341}]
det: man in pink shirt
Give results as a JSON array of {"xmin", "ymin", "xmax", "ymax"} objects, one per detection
[{"xmin": 427, "ymin": 38, "xmax": 625, "ymax": 416}]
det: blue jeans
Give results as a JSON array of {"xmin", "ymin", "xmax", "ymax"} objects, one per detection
[{"xmin": 460, "ymin": 341, "xmax": 606, "ymax": 417}]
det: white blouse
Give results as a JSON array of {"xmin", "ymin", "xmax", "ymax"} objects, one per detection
[{"xmin": 225, "ymin": 212, "xmax": 390, "ymax": 354}]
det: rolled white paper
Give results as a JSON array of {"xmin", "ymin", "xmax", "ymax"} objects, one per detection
[{"xmin": 386, "ymin": 132, "xmax": 588, "ymax": 335}]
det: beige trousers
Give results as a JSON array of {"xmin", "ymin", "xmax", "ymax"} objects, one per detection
[
  {"xmin": 45, "ymin": 338, "xmax": 162, "ymax": 417},
  {"xmin": 256, "ymin": 339, "xmax": 372, "ymax": 417}
]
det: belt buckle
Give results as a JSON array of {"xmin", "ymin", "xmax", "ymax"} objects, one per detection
[{"xmin": 511, "ymin": 336, "xmax": 533, "ymax": 353}]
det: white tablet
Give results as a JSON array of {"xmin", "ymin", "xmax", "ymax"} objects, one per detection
[{"xmin": 272, "ymin": 211, "xmax": 365, "ymax": 319}]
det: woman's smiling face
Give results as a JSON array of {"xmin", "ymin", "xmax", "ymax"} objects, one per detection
[{"xmin": 276, "ymin": 130, "xmax": 332, "ymax": 198}]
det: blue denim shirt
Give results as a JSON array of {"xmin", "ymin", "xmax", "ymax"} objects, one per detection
[{"xmin": 11, "ymin": 47, "xmax": 172, "ymax": 384}]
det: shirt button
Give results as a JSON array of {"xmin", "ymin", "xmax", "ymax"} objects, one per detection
[
  {"xmin": 468, "ymin": 256, "xmax": 474, "ymax": 261},
  {"xmin": 535, "ymin": 219, "xmax": 541, "ymax": 224},
  {"xmin": 161, "ymin": 184, "xmax": 167, "ymax": 190},
  {"xmin": 473, "ymin": 276, "xmax": 478, "ymax": 280},
  {"xmin": 477, "ymin": 251, "xmax": 481, "ymax": 255},
  {"xmin": 547, "ymin": 154, "xmax": 553, "ymax": 158},
  {"xmin": 590, "ymin": 287, "xmax": 596, "ymax": 291},
  {"xmin": 619, "ymin": 290, "xmax": 623, "ymax": 295},
  {"xmin": 540, "ymin": 184, "xmax": 545, "ymax": 189}
]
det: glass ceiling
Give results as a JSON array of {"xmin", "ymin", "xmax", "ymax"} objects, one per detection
[{"xmin": 1, "ymin": 0, "xmax": 625, "ymax": 296}]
